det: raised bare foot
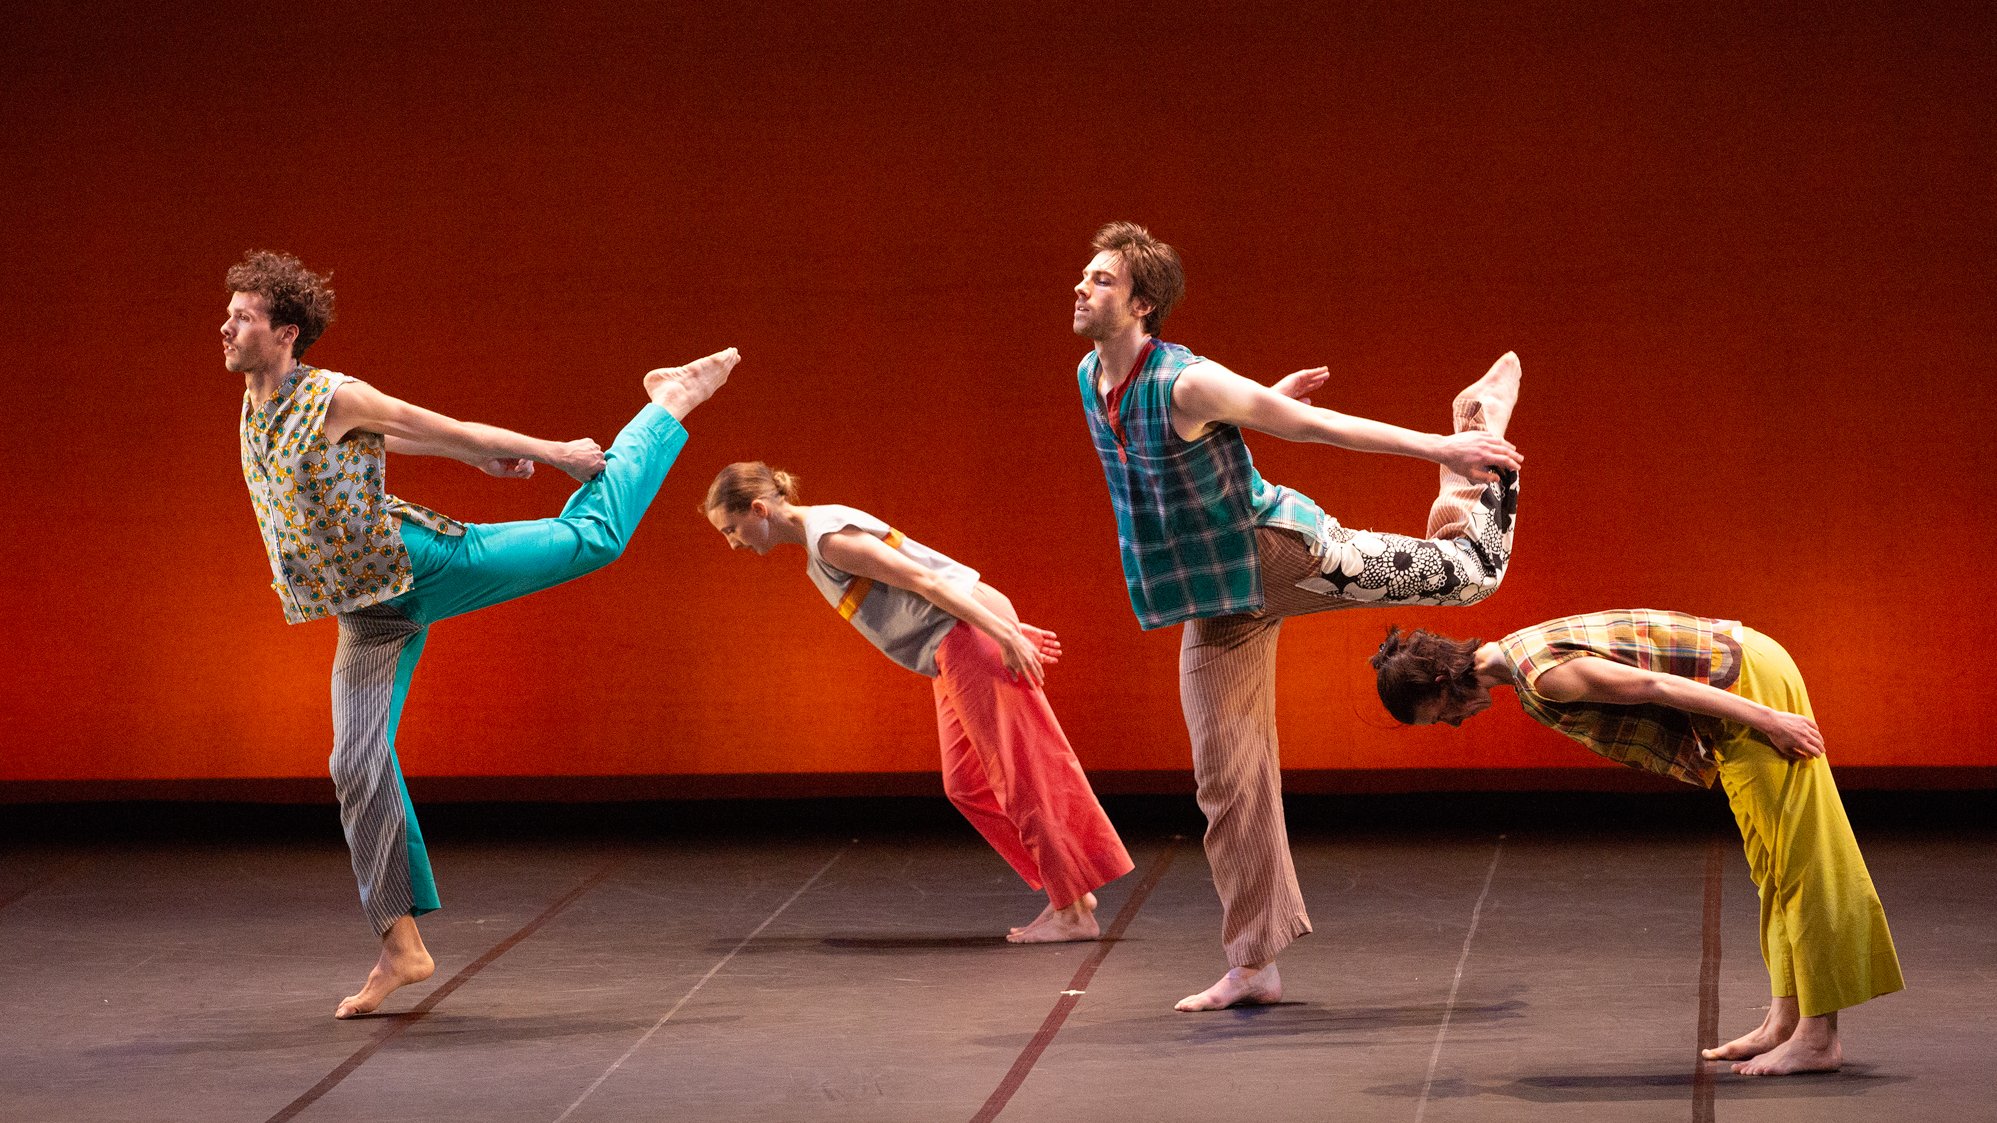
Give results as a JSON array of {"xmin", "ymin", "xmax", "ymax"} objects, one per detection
[
  {"xmin": 334, "ymin": 916, "xmax": 435, "ymax": 1019},
  {"xmin": 644, "ymin": 348, "xmax": 740, "ymax": 420},
  {"xmin": 1008, "ymin": 893, "xmax": 1100, "ymax": 944},
  {"xmin": 1733, "ymin": 1033, "xmax": 1842, "ymax": 1076},
  {"xmin": 1456, "ymin": 351, "xmax": 1521, "ymax": 438},
  {"xmin": 1175, "ymin": 964, "xmax": 1281, "ymax": 1012}
]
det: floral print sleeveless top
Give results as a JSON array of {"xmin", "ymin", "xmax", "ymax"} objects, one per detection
[{"xmin": 240, "ymin": 366, "xmax": 463, "ymax": 624}]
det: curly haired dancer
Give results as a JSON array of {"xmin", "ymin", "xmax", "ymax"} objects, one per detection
[{"xmin": 227, "ymin": 250, "xmax": 736, "ymax": 1018}]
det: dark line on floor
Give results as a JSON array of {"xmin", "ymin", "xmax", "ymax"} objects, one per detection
[
  {"xmin": 0, "ymin": 858, "xmax": 84, "ymax": 915},
  {"xmin": 969, "ymin": 835, "xmax": 1183, "ymax": 1123},
  {"xmin": 1691, "ymin": 835, "xmax": 1725, "ymax": 1123},
  {"xmin": 265, "ymin": 854, "xmax": 630, "ymax": 1123}
]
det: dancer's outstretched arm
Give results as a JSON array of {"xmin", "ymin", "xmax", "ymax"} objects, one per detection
[
  {"xmin": 817, "ymin": 529, "xmax": 1051, "ymax": 686},
  {"xmin": 325, "ymin": 380, "xmax": 605, "ymax": 482},
  {"xmin": 1531, "ymin": 657, "xmax": 1826, "ymax": 760},
  {"xmin": 1173, "ymin": 360, "xmax": 1520, "ymax": 483}
]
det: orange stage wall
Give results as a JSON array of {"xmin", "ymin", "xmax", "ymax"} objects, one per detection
[{"xmin": 2, "ymin": 3, "xmax": 1991, "ymax": 791}]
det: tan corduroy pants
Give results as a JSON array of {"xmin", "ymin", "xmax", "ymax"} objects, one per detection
[{"xmin": 1181, "ymin": 388, "xmax": 1520, "ymax": 967}]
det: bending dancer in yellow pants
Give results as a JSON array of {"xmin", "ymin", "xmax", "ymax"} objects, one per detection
[{"xmin": 1369, "ymin": 610, "xmax": 1902, "ymax": 1076}]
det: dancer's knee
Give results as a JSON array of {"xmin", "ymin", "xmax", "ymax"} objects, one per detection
[
  {"xmin": 573, "ymin": 519, "xmax": 630, "ymax": 572},
  {"xmin": 1454, "ymin": 567, "xmax": 1507, "ymax": 606}
]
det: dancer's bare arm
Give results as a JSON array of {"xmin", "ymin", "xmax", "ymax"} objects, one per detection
[
  {"xmin": 1172, "ymin": 360, "xmax": 1520, "ymax": 483},
  {"xmin": 817, "ymin": 530, "xmax": 1049, "ymax": 685},
  {"xmin": 325, "ymin": 381, "xmax": 605, "ymax": 482},
  {"xmin": 1532, "ymin": 657, "xmax": 1825, "ymax": 759}
]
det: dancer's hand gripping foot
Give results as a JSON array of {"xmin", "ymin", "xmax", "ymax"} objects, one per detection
[
  {"xmin": 1175, "ymin": 963, "xmax": 1281, "ymax": 1011},
  {"xmin": 1008, "ymin": 892, "xmax": 1100, "ymax": 944},
  {"xmin": 645, "ymin": 347, "xmax": 741, "ymax": 420},
  {"xmin": 335, "ymin": 915, "xmax": 435, "ymax": 1019}
]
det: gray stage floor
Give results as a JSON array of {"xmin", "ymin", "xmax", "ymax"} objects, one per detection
[{"xmin": 1, "ymin": 794, "xmax": 1990, "ymax": 1123}]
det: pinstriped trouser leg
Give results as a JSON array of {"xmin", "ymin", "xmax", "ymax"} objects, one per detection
[
  {"xmin": 1181, "ymin": 498, "xmax": 1519, "ymax": 966},
  {"xmin": 332, "ymin": 604, "xmax": 433, "ymax": 937},
  {"xmin": 1179, "ymin": 373, "xmax": 1522, "ymax": 968},
  {"xmin": 1181, "ymin": 611, "xmax": 1312, "ymax": 967}
]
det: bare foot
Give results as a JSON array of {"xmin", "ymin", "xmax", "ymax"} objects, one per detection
[
  {"xmin": 644, "ymin": 348, "xmax": 740, "ymax": 420},
  {"xmin": 1010, "ymin": 892, "xmax": 1095, "ymax": 936},
  {"xmin": 334, "ymin": 915, "xmax": 435, "ymax": 1019},
  {"xmin": 1702, "ymin": 1005, "xmax": 1794, "ymax": 1061},
  {"xmin": 1008, "ymin": 894, "xmax": 1100, "ymax": 944},
  {"xmin": 1733, "ymin": 1014, "xmax": 1841, "ymax": 1076},
  {"xmin": 1175, "ymin": 964, "xmax": 1281, "ymax": 1012},
  {"xmin": 1009, "ymin": 902, "xmax": 1056, "ymax": 936},
  {"xmin": 1455, "ymin": 351, "xmax": 1521, "ymax": 438}
]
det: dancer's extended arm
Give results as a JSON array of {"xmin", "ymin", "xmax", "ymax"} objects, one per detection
[
  {"xmin": 1531, "ymin": 657, "xmax": 1825, "ymax": 760},
  {"xmin": 325, "ymin": 380, "xmax": 605, "ymax": 482},
  {"xmin": 817, "ymin": 529, "xmax": 1052, "ymax": 686},
  {"xmin": 1173, "ymin": 360, "xmax": 1519, "ymax": 483}
]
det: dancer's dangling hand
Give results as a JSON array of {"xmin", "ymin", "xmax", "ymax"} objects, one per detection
[
  {"xmin": 1020, "ymin": 623, "xmax": 1064, "ymax": 667},
  {"xmin": 1760, "ymin": 712, "xmax": 1826, "ymax": 760},
  {"xmin": 999, "ymin": 628, "xmax": 1049, "ymax": 687}
]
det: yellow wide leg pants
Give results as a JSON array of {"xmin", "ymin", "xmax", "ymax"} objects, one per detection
[{"xmin": 1714, "ymin": 628, "xmax": 1905, "ymax": 1017}]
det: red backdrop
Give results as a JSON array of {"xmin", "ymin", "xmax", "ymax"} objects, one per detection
[{"xmin": 3, "ymin": 2, "xmax": 1990, "ymax": 788}]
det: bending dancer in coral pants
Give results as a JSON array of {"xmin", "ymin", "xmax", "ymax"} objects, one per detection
[
  {"xmin": 1371, "ymin": 611, "xmax": 1903, "ymax": 1076},
  {"xmin": 704, "ymin": 462, "xmax": 1134, "ymax": 941}
]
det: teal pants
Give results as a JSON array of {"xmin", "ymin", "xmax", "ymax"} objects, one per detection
[{"xmin": 329, "ymin": 405, "xmax": 686, "ymax": 935}]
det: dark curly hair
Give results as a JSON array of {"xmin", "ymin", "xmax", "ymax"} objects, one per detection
[
  {"xmin": 1370, "ymin": 626, "xmax": 1484, "ymax": 724},
  {"xmin": 1091, "ymin": 221, "xmax": 1185, "ymax": 335},
  {"xmin": 225, "ymin": 250, "xmax": 335, "ymax": 359}
]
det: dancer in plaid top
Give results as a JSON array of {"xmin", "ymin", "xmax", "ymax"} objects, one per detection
[
  {"xmin": 1071, "ymin": 222, "xmax": 1524, "ymax": 1011},
  {"xmin": 1371, "ymin": 611, "xmax": 1902, "ymax": 1076}
]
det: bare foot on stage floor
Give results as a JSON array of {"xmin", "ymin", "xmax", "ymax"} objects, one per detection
[
  {"xmin": 645, "ymin": 348, "xmax": 740, "ymax": 420},
  {"xmin": 335, "ymin": 915, "xmax": 435, "ymax": 1019},
  {"xmin": 1456, "ymin": 351, "xmax": 1521, "ymax": 438},
  {"xmin": 1732, "ymin": 1013, "xmax": 1841, "ymax": 1076},
  {"xmin": 1009, "ymin": 901, "xmax": 1057, "ymax": 936},
  {"xmin": 1009, "ymin": 893, "xmax": 1099, "ymax": 943},
  {"xmin": 1175, "ymin": 963, "xmax": 1281, "ymax": 1011},
  {"xmin": 1702, "ymin": 1004, "xmax": 1794, "ymax": 1061}
]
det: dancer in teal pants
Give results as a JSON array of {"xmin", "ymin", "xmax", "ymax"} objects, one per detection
[{"xmin": 228, "ymin": 250, "xmax": 739, "ymax": 1018}]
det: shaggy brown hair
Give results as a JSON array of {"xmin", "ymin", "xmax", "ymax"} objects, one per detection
[
  {"xmin": 1370, "ymin": 626, "xmax": 1484, "ymax": 724},
  {"xmin": 1091, "ymin": 221, "xmax": 1185, "ymax": 335},
  {"xmin": 703, "ymin": 461, "xmax": 802, "ymax": 514},
  {"xmin": 225, "ymin": 250, "xmax": 335, "ymax": 359}
]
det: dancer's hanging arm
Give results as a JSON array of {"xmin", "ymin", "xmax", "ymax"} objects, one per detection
[
  {"xmin": 1530, "ymin": 657, "xmax": 1826, "ymax": 760},
  {"xmin": 816, "ymin": 529, "xmax": 1057, "ymax": 686},
  {"xmin": 324, "ymin": 380, "xmax": 606, "ymax": 482},
  {"xmin": 1172, "ymin": 360, "xmax": 1520, "ymax": 484}
]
